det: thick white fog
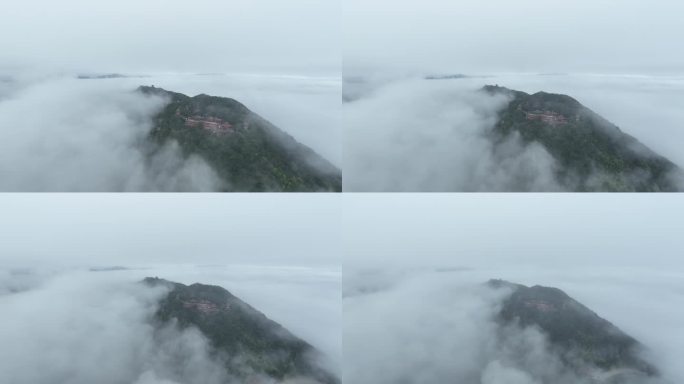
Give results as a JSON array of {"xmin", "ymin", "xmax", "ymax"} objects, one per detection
[
  {"xmin": 0, "ymin": 195, "xmax": 341, "ymax": 382},
  {"xmin": 0, "ymin": 265, "xmax": 340, "ymax": 384},
  {"xmin": 0, "ymin": 71, "xmax": 340, "ymax": 191},
  {"xmin": 344, "ymin": 77, "xmax": 560, "ymax": 191},
  {"xmin": 344, "ymin": 267, "xmax": 682, "ymax": 384},
  {"xmin": 344, "ymin": 0, "xmax": 684, "ymax": 191},
  {"xmin": 0, "ymin": 75, "xmax": 217, "ymax": 191},
  {"xmin": 343, "ymin": 73, "xmax": 684, "ymax": 191},
  {"xmin": 0, "ymin": 0, "xmax": 340, "ymax": 191},
  {"xmin": 343, "ymin": 195, "xmax": 684, "ymax": 383}
]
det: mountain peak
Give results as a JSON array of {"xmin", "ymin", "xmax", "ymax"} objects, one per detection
[
  {"xmin": 487, "ymin": 86, "xmax": 683, "ymax": 191},
  {"xmin": 137, "ymin": 86, "xmax": 342, "ymax": 192},
  {"xmin": 144, "ymin": 277, "xmax": 339, "ymax": 384},
  {"xmin": 490, "ymin": 280, "xmax": 658, "ymax": 377}
]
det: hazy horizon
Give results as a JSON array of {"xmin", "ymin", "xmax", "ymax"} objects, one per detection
[
  {"xmin": 345, "ymin": 0, "xmax": 684, "ymax": 75},
  {"xmin": 0, "ymin": 194, "xmax": 342, "ymax": 383},
  {"xmin": 1, "ymin": 0, "xmax": 339, "ymax": 76}
]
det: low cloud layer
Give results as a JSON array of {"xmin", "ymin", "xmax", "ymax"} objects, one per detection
[
  {"xmin": 137, "ymin": 73, "xmax": 342, "ymax": 166},
  {"xmin": 344, "ymin": 268, "xmax": 683, "ymax": 384},
  {"xmin": 344, "ymin": 77, "xmax": 562, "ymax": 191},
  {"xmin": 343, "ymin": 194, "xmax": 684, "ymax": 382},
  {"xmin": 0, "ymin": 74, "xmax": 220, "ymax": 191},
  {"xmin": 0, "ymin": 265, "xmax": 340, "ymax": 384},
  {"xmin": 343, "ymin": 73, "xmax": 684, "ymax": 191},
  {"xmin": 0, "ymin": 194, "xmax": 341, "ymax": 380},
  {"xmin": 0, "ymin": 70, "xmax": 339, "ymax": 191}
]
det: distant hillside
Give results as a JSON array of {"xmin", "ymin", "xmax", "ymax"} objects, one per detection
[
  {"xmin": 489, "ymin": 279, "xmax": 660, "ymax": 382},
  {"xmin": 144, "ymin": 277, "xmax": 339, "ymax": 384},
  {"xmin": 139, "ymin": 86, "xmax": 341, "ymax": 192},
  {"xmin": 424, "ymin": 74, "xmax": 468, "ymax": 80},
  {"xmin": 483, "ymin": 85, "xmax": 683, "ymax": 191},
  {"xmin": 77, "ymin": 73, "xmax": 146, "ymax": 79}
]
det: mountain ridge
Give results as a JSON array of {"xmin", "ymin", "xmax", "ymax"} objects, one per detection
[
  {"xmin": 138, "ymin": 86, "xmax": 342, "ymax": 192},
  {"xmin": 143, "ymin": 277, "xmax": 339, "ymax": 384},
  {"xmin": 482, "ymin": 85, "xmax": 684, "ymax": 191},
  {"xmin": 488, "ymin": 279, "xmax": 660, "ymax": 382}
]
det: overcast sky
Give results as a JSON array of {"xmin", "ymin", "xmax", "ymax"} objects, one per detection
[
  {"xmin": 343, "ymin": 73, "xmax": 684, "ymax": 191},
  {"xmin": 4, "ymin": 194, "xmax": 680, "ymax": 269},
  {"xmin": 0, "ymin": 194, "xmax": 342, "ymax": 382},
  {"xmin": 0, "ymin": 0, "xmax": 340, "ymax": 75},
  {"xmin": 344, "ymin": 194, "xmax": 684, "ymax": 383},
  {"xmin": 345, "ymin": 0, "xmax": 684, "ymax": 75},
  {"xmin": 0, "ymin": 1, "xmax": 341, "ymax": 186},
  {"xmin": 344, "ymin": 194, "xmax": 684, "ymax": 269},
  {"xmin": 0, "ymin": 194, "xmax": 341, "ymax": 267}
]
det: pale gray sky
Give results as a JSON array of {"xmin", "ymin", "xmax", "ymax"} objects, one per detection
[
  {"xmin": 0, "ymin": 1, "xmax": 341, "ymax": 188},
  {"xmin": 3, "ymin": 194, "xmax": 680, "ymax": 269},
  {"xmin": 344, "ymin": 194, "xmax": 684, "ymax": 269},
  {"xmin": 0, "ymin": 194, "xmax": 341, "ymax": 267},
  {"xmin": 345, "ymin": 0, "xmax": 684, "ymax": 75},
  {"xmin": 1, "ymin": 0, "xmax": 340, "ymax": 75}
]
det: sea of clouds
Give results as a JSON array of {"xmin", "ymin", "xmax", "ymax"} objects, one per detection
[
  {"xmin": 344, "ymin": 266, "xmax": 683, "ymax": 384},
  {"xmin": 0, "ymin": 69, "xmax": 340, "ymax": 191},
  {"xmin": 0, "ymin": 264, "xmax": 340, "ymax": 384},
  {"xmin": 343, "ymin": 73, "xmax": 684, "ymax": 191}
]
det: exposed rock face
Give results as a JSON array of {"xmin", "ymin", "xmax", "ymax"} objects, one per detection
[
  {"xmin": 138, "ymin": 86, "xmax": 342, "ymax": 192},
  {"xmin": 143, "ymin": 277, "xmax": 339, "ymax": 384},
  {"xmin": 488, "ymin": 279, "xmax": 661, "ymax": 383},
  {"xmin": 482, "ymin": 85, "xmax": 684, "ymax": 192}
]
